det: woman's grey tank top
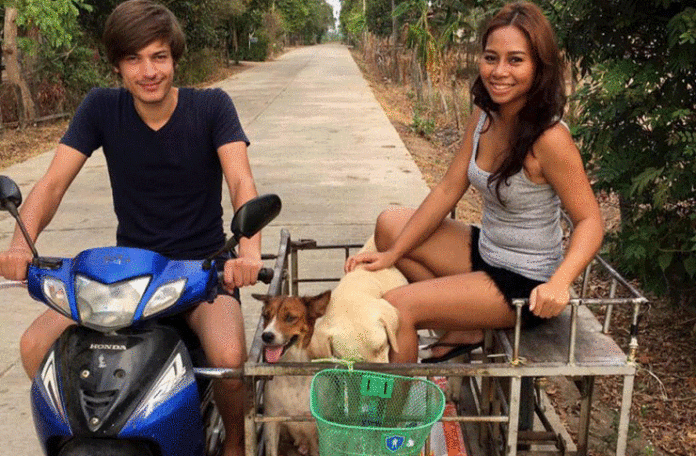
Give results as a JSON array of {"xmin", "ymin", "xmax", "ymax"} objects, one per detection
[{"xmin": 467, "ymin": 113, "xmax": 563, "ymax": 281}]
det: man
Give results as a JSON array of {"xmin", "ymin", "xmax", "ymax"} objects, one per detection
[{"xmin": 0, "ymin": 2, "xmax": 259, "ymax": 455}]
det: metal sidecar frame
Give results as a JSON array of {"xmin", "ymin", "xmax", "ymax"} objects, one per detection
[{"xmin": 239, "ymin": 227, "xmax": 647, "ymax": 456}]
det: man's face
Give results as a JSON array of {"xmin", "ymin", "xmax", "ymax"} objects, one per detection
[{"xmin": 116, "ymin": 40, "xmax": 175, "ymax": 107}]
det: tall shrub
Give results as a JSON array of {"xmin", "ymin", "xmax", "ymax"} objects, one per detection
[{"xmin": 552, "ymin": 0, "xmax": 696, "ymax": 304}]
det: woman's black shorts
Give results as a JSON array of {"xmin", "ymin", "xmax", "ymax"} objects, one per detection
[{"xmin": 469, "ymin": 226, "xmax": 546, "ymax": 329}]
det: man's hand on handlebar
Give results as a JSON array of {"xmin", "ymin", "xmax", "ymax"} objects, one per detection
[
  {"xmin": 221, "ymin": 257, "xmax": 264, "ymax": 291},
  {"xmin": 0, "ymin": 246, "xmax": 33, "ymax": 281}
]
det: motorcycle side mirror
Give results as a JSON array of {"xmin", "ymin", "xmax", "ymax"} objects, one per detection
[
  {"xmin": 203, "ymin": 194, "xmax": 281, "ymax": 268},
  {"xmin": 0, "ymin": 176, "xmax": 23, "ymax": 214},
  {"xmin": 0, "ymin": 175, "xmax": 39, "ymax": 258},
  {"xmin": 230, "ymin": 194, "xmax": 282, "ymax": 241}
]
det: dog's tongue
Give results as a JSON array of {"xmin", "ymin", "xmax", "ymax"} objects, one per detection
[{"xmin": 264, "ymin": 345, "xmax": 284, "ymax": 363}]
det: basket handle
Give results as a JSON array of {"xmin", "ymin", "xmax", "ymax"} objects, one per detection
[{"xmin": 360, "ymin": 375, "xmax": 393, "ymax": 399}]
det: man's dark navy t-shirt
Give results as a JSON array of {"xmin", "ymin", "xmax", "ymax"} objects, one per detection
[{"xmin": 60, "ymin": 87, "xmax": 249, "ymax": 259}]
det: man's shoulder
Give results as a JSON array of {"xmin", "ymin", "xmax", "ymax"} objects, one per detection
[
  {"xmin": 180, "ymin": 86, "xmax": 228, "ymax": 102},
  {"xmin": 80, "ymin": 87, "xmax": 129, "ymax": 110},
  {"xmin": 179, "ymin": 87, "xmax": 234, "ymax": 116},
  {"xmin": 85, "ymin": 86, "xmax": 128, "ymax": 100}
]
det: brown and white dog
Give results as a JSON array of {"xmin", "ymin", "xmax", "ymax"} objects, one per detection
[
  {"xmin": 252, "ymin": 291, "xmax": 331, "ymax": 456},
  {"xmin": 308, "ymin": 236, "xmax": 407, "ymax": 363}
]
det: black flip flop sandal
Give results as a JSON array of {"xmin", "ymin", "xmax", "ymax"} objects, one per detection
[{"xmin": 420, "ymin": 341, "xmax": 484, "ymax": 363}]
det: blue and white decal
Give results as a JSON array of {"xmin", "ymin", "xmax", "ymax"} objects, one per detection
[
  {"xmin": 385, "ymin": 434, "xmax": 405, "ymax": 452},
  {"xmin": 40, "ymin": 351, "xmax": 65, "ymax": 420}
]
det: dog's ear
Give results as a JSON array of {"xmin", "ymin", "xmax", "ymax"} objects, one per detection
[
  {"xmin": 251, "ymin": 293, "xmax": 272, "ymax": 304},
  {"xmin": 379, "ymin": 300, "xmax": 401, "ymax": 354},
  {"xmin": 305, "ymin": 290, "xmax": 331, "ymax": 320},
  {"xmin": 358, "ymin": 235, "xmax": 377, "ymax": 254}
]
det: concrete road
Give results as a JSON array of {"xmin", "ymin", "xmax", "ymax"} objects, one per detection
[{"xmin": 0, "ymin": 44, "xmax": 429, "ymax": 454}]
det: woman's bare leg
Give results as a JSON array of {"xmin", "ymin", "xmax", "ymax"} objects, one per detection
[
  {"xmin": 371, "ymin": 206, "xmax": 513, "ymax": 363},
  {"xmin": 385, "ymin": 273, "xmax": 515, "ymax": 362},
  {"xmin": 372, "ymin": 206, "xmax": 474, "ymax": 281}
]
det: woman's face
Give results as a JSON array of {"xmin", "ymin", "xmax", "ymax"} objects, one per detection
[{"xmin": 479, "ymin": 25, "xmax": 536, "ymax": 114}]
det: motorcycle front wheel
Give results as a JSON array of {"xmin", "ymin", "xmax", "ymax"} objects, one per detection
[
  {"xmin": 200, "ymin": 382, "xmax": 225, "ymax": 456},
  {"xmin": 57, "ymin": 438, "xmax": 156, "ymax": 456}
]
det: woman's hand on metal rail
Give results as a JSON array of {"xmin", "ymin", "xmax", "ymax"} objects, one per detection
[{"xmin": 529, "ymin": 282, "xmax": 572, "ymax": 319}]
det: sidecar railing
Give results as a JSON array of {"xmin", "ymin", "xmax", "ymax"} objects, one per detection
[{"xmin": 241, "ymin": 228, "xmax": 646, "ymax": 456}]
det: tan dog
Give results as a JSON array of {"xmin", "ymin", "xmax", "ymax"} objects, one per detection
[
  {"xmin": 253, "ymin": 292, "xmax": 331, "ymax": 456},
  {"xmin": 308, "ymin": 236, "xmax": 407, "ymax": 362}
]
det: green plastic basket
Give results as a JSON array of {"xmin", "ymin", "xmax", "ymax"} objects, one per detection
[{"xmin": 309, "ymin": 369, "xmax": 445, "ymax": 456}]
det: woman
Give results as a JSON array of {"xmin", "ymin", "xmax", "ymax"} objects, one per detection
[{"xmin": 345, "ymin": 1, "xmax": 604, "ymax": 363}]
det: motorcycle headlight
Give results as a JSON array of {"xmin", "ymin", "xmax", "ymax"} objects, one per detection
[
  {"xmin": 142, "ymin": 278, "xmax": 187, "ymax": 318},
  {"xmin": 42, "ymin": 277, "xmax": 71, "ymax": 317},
  {"xmin": 74, "ymin": 275, "xmax": 150, "ymax": 331}
]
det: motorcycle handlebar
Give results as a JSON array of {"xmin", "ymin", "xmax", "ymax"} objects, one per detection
[
  {"xmin": 0, "ymin": 280, "xmax": 26, "ymax": 289},
  {"xmin": 257, "ymin": 267, "xmax": 274, "ymax": 284},
  {"xmin": 216, "ymin": 267, "xmax": 274, "ymax": 285},
  {"xmin": 28, "ymin": 254, "xmax": 275, "ymax": 285}
]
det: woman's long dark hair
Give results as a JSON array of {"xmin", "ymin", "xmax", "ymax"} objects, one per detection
[{"xmin": 471, "ymin": 1, "xmax": 566, "ymax": 203}]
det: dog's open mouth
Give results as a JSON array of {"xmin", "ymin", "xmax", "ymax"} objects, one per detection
[{"xmin": 264, "ymin": 335, "xmax": 298, "ymax": 363}]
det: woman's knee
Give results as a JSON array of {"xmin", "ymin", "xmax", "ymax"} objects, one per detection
[
  {"xmin": 374, "ymin": 207, "xmax": 414, "ymax": 251},
  {"xmin": 383, "ymin": 288, "xmax": 416, "ymax": 324}
]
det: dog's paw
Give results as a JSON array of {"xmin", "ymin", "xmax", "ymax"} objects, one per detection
[{"xmin": 447, "ymin": 376, "xmax": 462, "ymax": 404}]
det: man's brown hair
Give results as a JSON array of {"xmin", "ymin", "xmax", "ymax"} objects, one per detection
[{"xmin": 103, "ymin": 0, "xmax": 186, "ymax": 67}]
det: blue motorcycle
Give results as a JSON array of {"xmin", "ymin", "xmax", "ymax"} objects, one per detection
[{"xmin": 0, "ymin": 175, "xmax": 281, "ymax": 456}]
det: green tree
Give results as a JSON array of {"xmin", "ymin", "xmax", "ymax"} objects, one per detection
[
  {"xmin": 339, "ymin": 0, "xmax": 364, "ymax": 44},
  {"xmin": 223, "ymin": 0, "xmax": 281, "ymax": 62},
  {"xmin": 365, "ymin": 0, "xmax": 396, "ymax": 37},
  {"xmin": 220, "ymin": 0, "xmax": 249, "ymax": 62},
  {"xmin": 308, "ymin": 0, "xmax": 334, "ymax": 42},
  {"xmin": 4, "ymin": 0, "xmax": 107, "ymax": 115},
  {"xmin": 552, "ymin": 0, "xmax": 696, "ymax": 304},
  {"xmin": 393, "ymin": 0, "xmax": 439, "ymax": 73},
  {"xmin": 391, "ymin": 0, "xmax": 500, "ymax": 81},
  {"xmin": 277, "ymin": 0, "xmax": 333, "ymax": 44},
  {"xmin": 14, "ymin": 0, "xmax": 92, "ymax": 50}
]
